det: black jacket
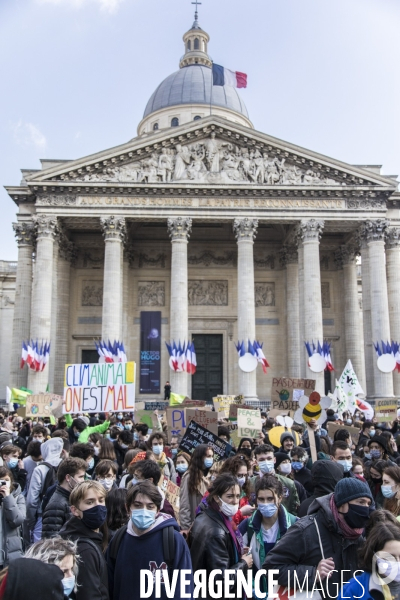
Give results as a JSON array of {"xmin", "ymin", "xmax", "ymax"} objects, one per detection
[
  {"xmin": 60, "ymin": 515, "xmax": 109, "ymax": 600},
  {"xmin": 263, "ymin": 494, "xmax": 364, "ymax": 598},
  {"xmin": 190, "ymin": 504, "xmax": 248, "ymax": 600},
  {"xmin": 294, "ymin": 466, "xmax": 313, "ymax": 496},
  {"xmin": 298, "ymin": 460, "xmax": 344, "ymax": 517},
  {"xmin": 42, "ymin": 485, "xmax": 71, "ymax": 539}
]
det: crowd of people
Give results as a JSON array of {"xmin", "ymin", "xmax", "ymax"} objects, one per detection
[{"xmin": 1, "ymin": 406, "xmax": 400, "ymax": 599}]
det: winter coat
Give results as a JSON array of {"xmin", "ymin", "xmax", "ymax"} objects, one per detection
[
  {"xmin": 3, "ymin": 557, "xmax": 65, "ymax": 600},
  {"xmin": 60, "ymin": 515, "xmax": 109, "ymax": 600},
  {"xmin": 23, "ymin": 456, "xmax": 41, "ymax": 495},
  {"xmin": 41, "ymin": 485, "xmax": 71, "ymax": 538},
  {"xmin": 190, "ymin": 504, "xmax": 248, "ymax": 600},
  {"xmin": 338, "ymin": 571, "xmax": 382, "ymax": 600},
  {"xmin": 263, "ymin": 493, "xmax": 365, "ymax": 598},
  {"xmin": 298, "ymin": 459, "xmax": 344, "ymax": 517},
  {"xmin": 26, "ymin": 437, "xmax": 63, "ymax": 530},
  {"xmin": 179, "ymin": 470, "xmax": 209, "ymax": 530},
  {"xmin": 64, "ymin": 414, "xmax": 110, "ymax": 443},
  {"xmin": 0, "ymin": 483, "xmax": 26, "ymax": 566},
  {"xmin": 9, "ymin": 466, "xmax": 27, "ymax": 493},
  {"xmin": 293, "ymin": 465, "xmax": 314, "ymax": 495}
]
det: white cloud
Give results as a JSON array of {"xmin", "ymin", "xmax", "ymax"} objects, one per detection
[
  {"xmin": 13, "ymin": 120, "xmax": 47, "ymax": 152},
  {"xmin": 36, "ymin": 0, "xmax": 125, "ymax": 13}
]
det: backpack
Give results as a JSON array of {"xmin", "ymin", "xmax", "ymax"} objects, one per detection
[
  {"xmin": 39, "ymin": 462, "xmax": 57, "ymax": 507},
  {"xmin": 109, "ymin": 524, "xmax": 175, "ymax": 575}
]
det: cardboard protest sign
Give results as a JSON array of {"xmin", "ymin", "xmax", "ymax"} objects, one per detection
[
  {"xmin": 327, "ymin": 422, "xmax": 360, "ymax": 446},
  {"xmin": 144, "ymin": 401, "xmax": 169, "ymax": 411},
  {"xmin": 25, "ymin": 393, "xmax": 64, "ymax": 418},
  {"xmin": 179, "ymin": 420, "xmax": 232, "ymax": 461},
  {"xmin": 270, "ymin": 377, "xmax": 316, "ymax": 413},
  {"xmin": 375, "ymin": 399, "xmax": 397, "ymax": 423},
  {"xmin": 186, "ymin": 408, "xmax": 218, "ymax": 435},
  {"xmin": 135, "ymin": 402, "xmax": 145, "ymax": 411},
  {"xmin": 164, "ymin": 479, "xmax": 180, "ymax": 521},
  {"xmin": 238, "ymin": 407, "xmax": 262, "ymax": 438},
  {"xmin": 213, "ymin": 395, "xmax": 243, "ymax": 417},
  {"xmin": 63, "ymin": 362, "xmax": 135, "ymax": 414},
  {"xmin": 181, "ymin": 399, "xmax": 207, "ymax": 407},
  {"xmin": 134, "ymin": 410, "xmax": 154, "ymax": 429},
  {"xmin": 166, "ymin": 406, "xmax": 187, "ymax": 441},
  {"xmin": 229, "ymin": 403, "xmax": 254, "ymax": 421}
]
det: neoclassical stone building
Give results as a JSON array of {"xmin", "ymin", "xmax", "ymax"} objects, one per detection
[{"xmin": 5, "ymin": 17, "xmax": 400, "ymax": 402}]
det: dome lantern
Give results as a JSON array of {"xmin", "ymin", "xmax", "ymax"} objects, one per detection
[{"xmin": 179, "ymin": 13, "xmax": 212, "ymax": 69}]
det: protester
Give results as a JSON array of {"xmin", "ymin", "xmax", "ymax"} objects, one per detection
[
  {"xmin": 59, "ymin": 480, "xmax": 109, "ymax": 600},
  {"xmin": 367, "ymin": 459, "xmax": 388, "ymax": 506},
  {"xmin": 0, "ymin": 557, "xmax": 65, "ymax": 600},
  {"xmin": 114, "ymin": 430, "xmax": 133, "ymax": 473},
  {"xmin": 331, "ymin": 440, "xmax": 354, "ymax": 476},
  {"xmin": 264, "ymin": 477, "xmax": 374, "ymax": 597},
  {"xmin": 23, "ymin": 441, "xmax": 42, "ymax": 494},
  {"xmin": 24, "ymin": 537, "xmax": 79, "ymax": 597},
  {"xmin": 367, "ymin": 435, "xmax": 394, "ymax": 463},
  {"xmin": 218, "ymin": 455, "xmax": 254, "ymax": 525},
  {"xmin": 351, "ymin": 457, "xmax": 367, "ymax": 481},
  {"xmin": 175, "ymin": 451, "xmax": 190, "ymax": 486},
  {"xmin": 107, "ymin": 480, "xmax": 193, "ymax": 599},
  {"xmin": 274, "ymin": 451, "xmax": 308, "ymax": 503},
  {"xmin": 358, "ymin": 421, "xmax": 376, "ymax": 447},
  {"xmin": 65, "ymin": 414, "xmax": 110, "ymax": 444},
  {"xmin": 105, "ymin": 488, "xmax": 129, "ymax": 539},
  {"xmin": 190, "ymin": 473, "xmax": 252, "ymax": 594},
  {"xmin": 128, "ymin": 459, "xmax": 176, "ymax": 518},
  {"xmin": 134, "ymin": 423, "xmax": 149, "ymax": 445},
  {"xmin": 291, "ymin": 446, "xmax": 313, "ymax": 495},
  {"xmin": 179, "ymin": 444, "xmax": 213, "ymax": 531},
  {"xmin": 147, "ymin": 432, "xmax": 177, "ymax": 483},
  {"xmin": 31, "ymin": 425, "xmax": 48, "ymax": 444},
  {"xmin": 381, "ymin": 465, "xmax": 400, "ymax": 518},
  {"xmin": 0, "ymin": 445, "xmax": 27, "ymax": 491},
  {"xmin": 94, "ymin": 460, "xmax": 118, "ymax": 492},
  {"xmin": 279, "ymin": 432, "xmax": 295, "ymax": 455},
  {"xmin": 0, "ymin": 466, "xmax": 26, "ymax": 567},
  {"xmin": 70, "ymin": 442, "xmax": 96, "ymax": 477},
  {"xmin": 93, "ymin": 438, "xmax": 117, "ymax": 463},
  {"xmin": 42, "ymin": 457, "xmax": 87, "ymax": 538}
]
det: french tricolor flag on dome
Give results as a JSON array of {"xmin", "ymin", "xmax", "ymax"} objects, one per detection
[{"xmin": 212, "ymin": 63, "xmax": 247, "ymax": 89}]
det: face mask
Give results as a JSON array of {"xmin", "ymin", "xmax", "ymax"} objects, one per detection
[
  {"xmin": 67, "ymin": 476, "xmax": 78, "ymax": 491},
  {"xmin": 32, "ymin": 421, "xmax": 37, "ymax": 426},
  {"xmin": 74, "ymin": 431, "xmax": 80, "ymax": 438},
  {"xmin": 258, "ymin": 502, "xmax": 278, "ymax": 518},
  {"xmin": 152, "ymin": 444, "xmax": 163, "ymax": 455},
  {"xmin": 377, "ymin": 557, "xmax": 400, "ymax": 582},
  {"xmin": 337, "ymin": 459, "xmax": 352, "ymax": 472},
  {"xmin": 364, "ymin": 452, "xmax": 371, "ymax": 460},
  {"xmin": 87, "ymin": 458, "xmax": 95, "ymax": 470},
  {"xmin": 204, "ymin": 457, "xmax": 213, "ymax": 469},
  {"xmin": 381, "ymin": 485, "xmax": 397, "ymax": 499},
  {"xmin": 117, "ymin": 414, "xmax": 123, "ymax": 420},
  {"xmin": 354, "ymin": 474, "xmax": 365, "ymax": 481},
  {"xmin": 34, "ymin": 437, "xmax": 44, "ymax": 444},
  {"xmin": 343, "ymin": 504, "xmax": 371, "ymax": 529},
  {"xmin": 237, "ymin": 476, "xmax": 246, "ymax": 487},
  {"xmin": 124, "ymin": 425, "xmax": 132, "ymax": 431},
  {"xmin": 176, "ymin": 464, "xmax": 188, "ymax": 473},
  {"xmin": 62, "ymin": 576, "xmax": 75, "ymax": 597},
  {"xmin": 261, "ymin": 419, "xmax": 266, "ymax": 424},
  {"xmin": 258, "ymin": 460, "xmax": 274, "ymax": 474},
  {"xmin": 370, "ymin": 430, "xmax": 376, "ymax": 437},
  {"xmin": 98, "ymin": 478, "xmax": 114, "ymax": 491},
  {"xmin": 106, "ymin": 434, "xmax": 111, "ymax": 440},
  {"xmin": 292, "ymin": 461, "xmax": 304, "ymax": 471},
  {"xmin": 6, "ymin": 458, "xmax": 18, "ymax": 469},
  {"xmin": 131, "ymin": 477, "xmax": 139, "ymax": 485},
  {"xmin": 93, "ymin": 447, "xmax": 100, "ymax": 456},
  {"xmin": 218, "ymin": 497, "xmax": 239, "ymax": 519},
  {"xmin": 279, "ymin": 463, "xmax": 292, "ymax": 475},
  {"xmin": 371, "ymin": 449, "xmax": 381, "ymax": 459},
  {"xmin": 133, "ymin": 433, "xmax": 139, "ymax": 441},
  {"xmin": 81, "ymin": 504, "xmax": 107, "ymax": 530},
  {"xmin": 119, "ymin": 443, "xmax": 128, "ymax": 450},
  {"xmin": 371, "ymin": 476, "xmax": 383, "ymax": 484},
  {"xmin": 346, "ymin": 419, "xmax": 352, "ymax": 425},
  {"xmin": 171, "ymin": 448, "xmax": 178, "ymax": 456},
  {"xmin": 131, "ymin": 508, "xmax": 156, "ymax": 530}
]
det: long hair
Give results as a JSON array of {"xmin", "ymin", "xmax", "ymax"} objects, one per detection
[
  {"xmin": 98, "ymin": 438, "xmax": 117, "ymax": 461},
  {"xmin": 24, "ymin": 537, "xmax": 79, "ymax": 590},
  {"xmin": 359, "ymin": 519, "xmax": 400, "ymax": 572},
  {"xmin": 220, "ymin": 455, "xmax": 251, "ymax": 497},
  {"xmin": 383, "ymin": 465, "xmax": 400, "ymax": 517},
  {"xmin": 106, "ymin": 488, "xmax": 129, "ymax": 532},
  {"xmin": 187, "ymin": 444, "xmax": 210, "ymax": 494}
]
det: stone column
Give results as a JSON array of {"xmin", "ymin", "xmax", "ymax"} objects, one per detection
[
  {"xmin": 100, "ymin": 216, "xmax": 126, "ymax": 342},
  {"xmin": 48, "ymin": 237, "xmax": 59, "ymax": 392},
  {"xmin": 360, "ymin": 235, "xmax": 374, "ymax": 398},
  {"xmin": 10, "ymin": 221, "xmax": 35, "ymax": 389},
  {"xmin": 281, "ymin": 243, "xmax": 301, "ymax": 377},
  {"xmin": 336, "ymin": 243, "xmax": 366, "ymax": 390},
  {"xmin": 297, "ymin": 237, "xmax": 306, "ymax": 378},
  {"xmin": 27, "ymin": 215, "xmax": 58, "ymax": 394},
  {"xmin": 168, "ymin": 217, "xmax": 192, "ymax": 396},
  {"xmin": 54, "ymin": 235, "xmax": 76, "ymax": 396},
  {"xmin": 386, "ymin": 227, "xmax": 400, "ymax": 397},
  {"xmin": 300, "ymin": 219, "xmax": 325, "ymax": 394},
  {"xmin": 233, "ymin": 218, "xmax": 258, "ymax": 401},
  {"xmin": 363, "ymin": 219, "xmax": 393, "ymax": 398}
]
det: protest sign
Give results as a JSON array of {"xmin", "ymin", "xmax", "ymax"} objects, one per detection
[
  {"xmin": 238, "ymin": 408, "xmax": 262, "ymax": 438},
  {"xmin": 144, "ymin": 401, "xmax": 169, "ymax": 411},
  {"xmin": 327, "ymin": 422, "xmax": 360, "ymax": 445},
  {"xmin": 179, "ymin": 420, "xmax": 232, "ymax": 461},
  {"xmin": 63, "ymin": 362, "xmax": 135, "ymax": 414},
  {"xmin": 186, "ymin": 408, "xmax": 218, "ymax": 435},
  {"xmin": 134, "ymin": 409, "xmax": 154, "ymax": 429},
  {"xmin": 166, "ymin": 406, "xmax": 187, "ymax": 441},
  {"xmin": 164, "ymin": 479, "xmax": 180, "ymax": 521},
  {"xmin": 229, "ymin": 403, "xmax": 254, "ymax": 421},
  {"xmin": 182, "ymin": 399, "xmax": 207, "ymax": 407},
  {"xmin": 375, "ymin": 399, "xmax": 397, "ymax": 423},
  {"xmin": 213, "ymin": 395, "xmax": 243, "ymax": 417},
  {"xmin": 135, "ymin": 402, "xmax": 145, "ymax": 411},
  {"xmin": 25, "ymin": 393, "xmax": 64, "ymax": 418},
  {"xmin": 270, "ymin": 377, "xmax": 316, "ymax": 413}
]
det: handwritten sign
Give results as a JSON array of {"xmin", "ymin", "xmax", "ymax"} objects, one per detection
[
  {"xmin": 375, "ymin": 399, "xmax": 397, "ymax": 423},
  {"xmin": 144, "ymin": 401, "xmax": 169, "ymax": 411},
  {"xmin": 213, "ymin": 395, "xmax": 244, "ymax": 417},
  {"xmin": 166, "ymin": 407, "xmax": 187, "ymax": 441},
  {"xmin": 63, "ymin": 362, "xmax": 135, "ymax": 414},
  {"xmin": 229, "ymin": 403, "xmax": 254, "ymax": 421},
  {"xmin": 165, "ymin": 479, "xmax": 180, "ymax": 521},
  {"xmin": 270, "ymin": 377, "xmax": 316, "ymax": 413},
  {"xmin": 25, "ymin": 393, "xmax": 63, "ymax": 418},
  {"xmin": 181, "ymin": 400, "xmax": 207, "ymax": 407},
  {"xmin": 179, "ymin": 420, "xmax": 232, "ymax": 461},
  {"xmin": 186, "ymin": 408, "xmax": 218, "ymax": 435},
  {"xmin": 237, "ymin": 407, "xmax": 262, "ymax": 438}
]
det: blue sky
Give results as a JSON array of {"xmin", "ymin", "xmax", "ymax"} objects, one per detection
[{"xmin": 1, "ymin": 0, "xmax": 400, "ymax": 259}]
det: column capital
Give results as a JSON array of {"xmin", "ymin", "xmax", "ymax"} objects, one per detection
[
  {"xmin": 12, "ymin": 221, "xmax": 35, "ymax": 247},
  {"xmin": 386, "ymin": 227, "xmax": 400, "ymax": 249},
  {"xmin": 299, "ymin": 219, "xmax": 324, "ymax": 242},
  {"xmin": 233, "ymin": 218, "xmax": 258, "ymax": 242},
  {"xmin": 167, "ymin": 217, "xmax": 192, "ymax": 241},
  {"xmin": 359, "ymin": 219, "xmax": 389, "ymax": 244},
  {"xmin": 334, "ymin": 243, "xmax": 359, "ymax": 269},
  {"xmin": 58, "ymin": 235, "xmax": 77, "ymax": 264},
  {"xmin": 279, "ymin": 244, "xmax": 298, "ymax": 267},
  {"xmin": 100, "ymin": 216, "xmax": 126, "ymax": 241},
  {"xmin": 32, "ymin": 215, "xmax": 58, "ymax": 239}
]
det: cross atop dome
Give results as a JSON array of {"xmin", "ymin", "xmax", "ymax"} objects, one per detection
[
  {"xmin": 191, "ymin": 0, "xmax": 201, "ymax": 24},
  {"xmin": 180, "ymin": 4, "xmax": 212, "ymax": 68}
]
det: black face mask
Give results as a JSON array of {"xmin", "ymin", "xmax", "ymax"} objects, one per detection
[
  {"xmin": 343, "ymin": 504, "xmax": 372, "ymax": 529},
  {"xmin": 81, "ymin": 505, "xmax": 107, "ymax": 530},
  {"xmin": 371, "ymin": 476, "xmax": 382, "ymax": 484}
]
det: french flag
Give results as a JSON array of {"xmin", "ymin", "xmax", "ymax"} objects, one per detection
[
  {"xmin": 20, "ymin": 342, "xmax": 28, "ymax": 369},
  {"xmin": 212, "ymin": 64, "xmax": 247, "ymax": 89}
]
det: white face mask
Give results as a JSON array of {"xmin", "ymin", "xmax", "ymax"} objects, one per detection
[
  {"xmin": 279, "ymin": 463, "xmax": 292, "ymax": 475},
  {"xmin": 377, "ymin": 556, "xmax": 400, "ymax": 583},
  {"xmin": 218, "ymin": 497, "xmax": 239, "ymax": 519},
  {"xmin": 98, "ymin": 478, "xmax": 114, "ymax": 491},
  {"xmin": 93, "ymin": 447, "xmax": 100, "ymax": 456}
]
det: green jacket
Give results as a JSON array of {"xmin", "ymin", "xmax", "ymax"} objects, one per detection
[{"xmin": 64, "ymin": 414, "xmax": 110, "ymax": 442}]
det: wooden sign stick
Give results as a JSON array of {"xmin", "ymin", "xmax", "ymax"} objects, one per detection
[{"xmin": 307, "ymin": 425, "xmax": 318, "ymax": 463}]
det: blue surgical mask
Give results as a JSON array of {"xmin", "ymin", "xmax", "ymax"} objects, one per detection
[
  {"xmin": 258, "ymin": 460, "xmax": 274, "ymax": 474},
  {"xmin": 6, "ymin": 458, "xmax": 18, "ymax": 469},
  {"xmin": 364, "ymin": 452, "xmax": 371, "ymax": 460},
  {"xmin": 371, "ymin": 449, "xmax": 381, "ymax": 459},
  {"xmin": 204, "ymin": 457, "xmax": 213, "ymax": 469},
  {"xmin": 171, "ymin": 448, "xmax": 178, "ymax": 456},
  {"xmin": 237, "ymin": 476, "xmax": 246, "ymax": 487},
  {"xmin": 258, "ymin": 502, "xmax": 278, "ymax": 518},
  {"xmin": 87, "ymin": 458, "xmax": 95, "ymax": 470},
  {"xmin": 124, "ymin": 425, "xmax": 132, "ymax": 431},
  {"xmin": 370, "ymin": 430, "xmax": 375, "ymax": 437},
  {"xmin": 133, "ymin": 432, "xmax": 139, "ymax": 441},
  {"xmin": 131, "ymin": 508, "xmax": 156, "ymax": 530},
  {"xmin": 381, "ymin": 485, "xmax": 397, "ymax": 499},
  {"xmin": 337, "ymin": 459, "xmax": 352, "ymax": 472},
  {"xmin": 292, "ymin": 461, "xmax": 304, "ymax": 471},
  {"xmin": 176, "ymin": 464, "xmax": 188, "ymax": 473},
  {"xmin": 152, "ymin": 444, "xmax": 163, "ymax": 455},
  {"xmin": 74, "ymin": 431, "xmax": 80, "ymax": 438},
  {"xmin": 62, "ymin": 576, "xmax": 75, "ymax": 597},
  {"xmin": 117, "ymin": 414, "xmax": 123, "ymax": 420}
]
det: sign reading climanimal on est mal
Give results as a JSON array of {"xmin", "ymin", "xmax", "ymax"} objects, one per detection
[{"xmin": 63, "ymin": 362, "xmax": 136, "ymax": 414}]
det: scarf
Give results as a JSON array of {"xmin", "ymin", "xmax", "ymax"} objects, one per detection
[
  {"xmin": 209, "ymin": 499, "xmax": 244, "ymax": 556},
  {"xmin": 329, "ymin": 494, "xmax": 363, "ymax": 540}
]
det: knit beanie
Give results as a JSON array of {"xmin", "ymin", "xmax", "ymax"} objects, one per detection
[
  {"xmin": 274, "ymin": 451, "xmax": 291, "ymax": 469},
  {"xmin": 78, "ymin": 416, "xmax": 90, "ymax": 427},
  {"xmin": 280, "ymin": 432, "xmax": 295, "ymax": 445},
  {"xmin": 334, "ymin": 477, "xmax": 373, "ymax": 507}
]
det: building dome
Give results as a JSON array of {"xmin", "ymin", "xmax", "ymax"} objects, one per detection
[{"xmin": 137, "ymin": 15, "xmax": 252, "ymax": 135}]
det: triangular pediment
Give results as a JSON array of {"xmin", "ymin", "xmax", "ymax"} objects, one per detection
[{"xmin": 25, "ymin": 116, "xmax": 397, "ymax": 190}]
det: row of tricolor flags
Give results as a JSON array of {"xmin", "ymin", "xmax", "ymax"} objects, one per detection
[
  {"xmin": 165, "ymin": 341, "xmax": 197, "ymax": 375},
  {"xmin": 304, "ymin": 340, "xmax": 335, "ymax": 371},
  {"xmin": 235, "ymin": 340, "xmax": 270, "ymax": 373},
  {"xmin": 95, "ymin": 340, "xmax": 127, "ymax": 363},
  {"xmin": 20, "ymin": 341, "xmax": 50, "ymax": 372},
  {"xmin": 373, "ymin": 340, "xmax": 400, "ymax": 373}
]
